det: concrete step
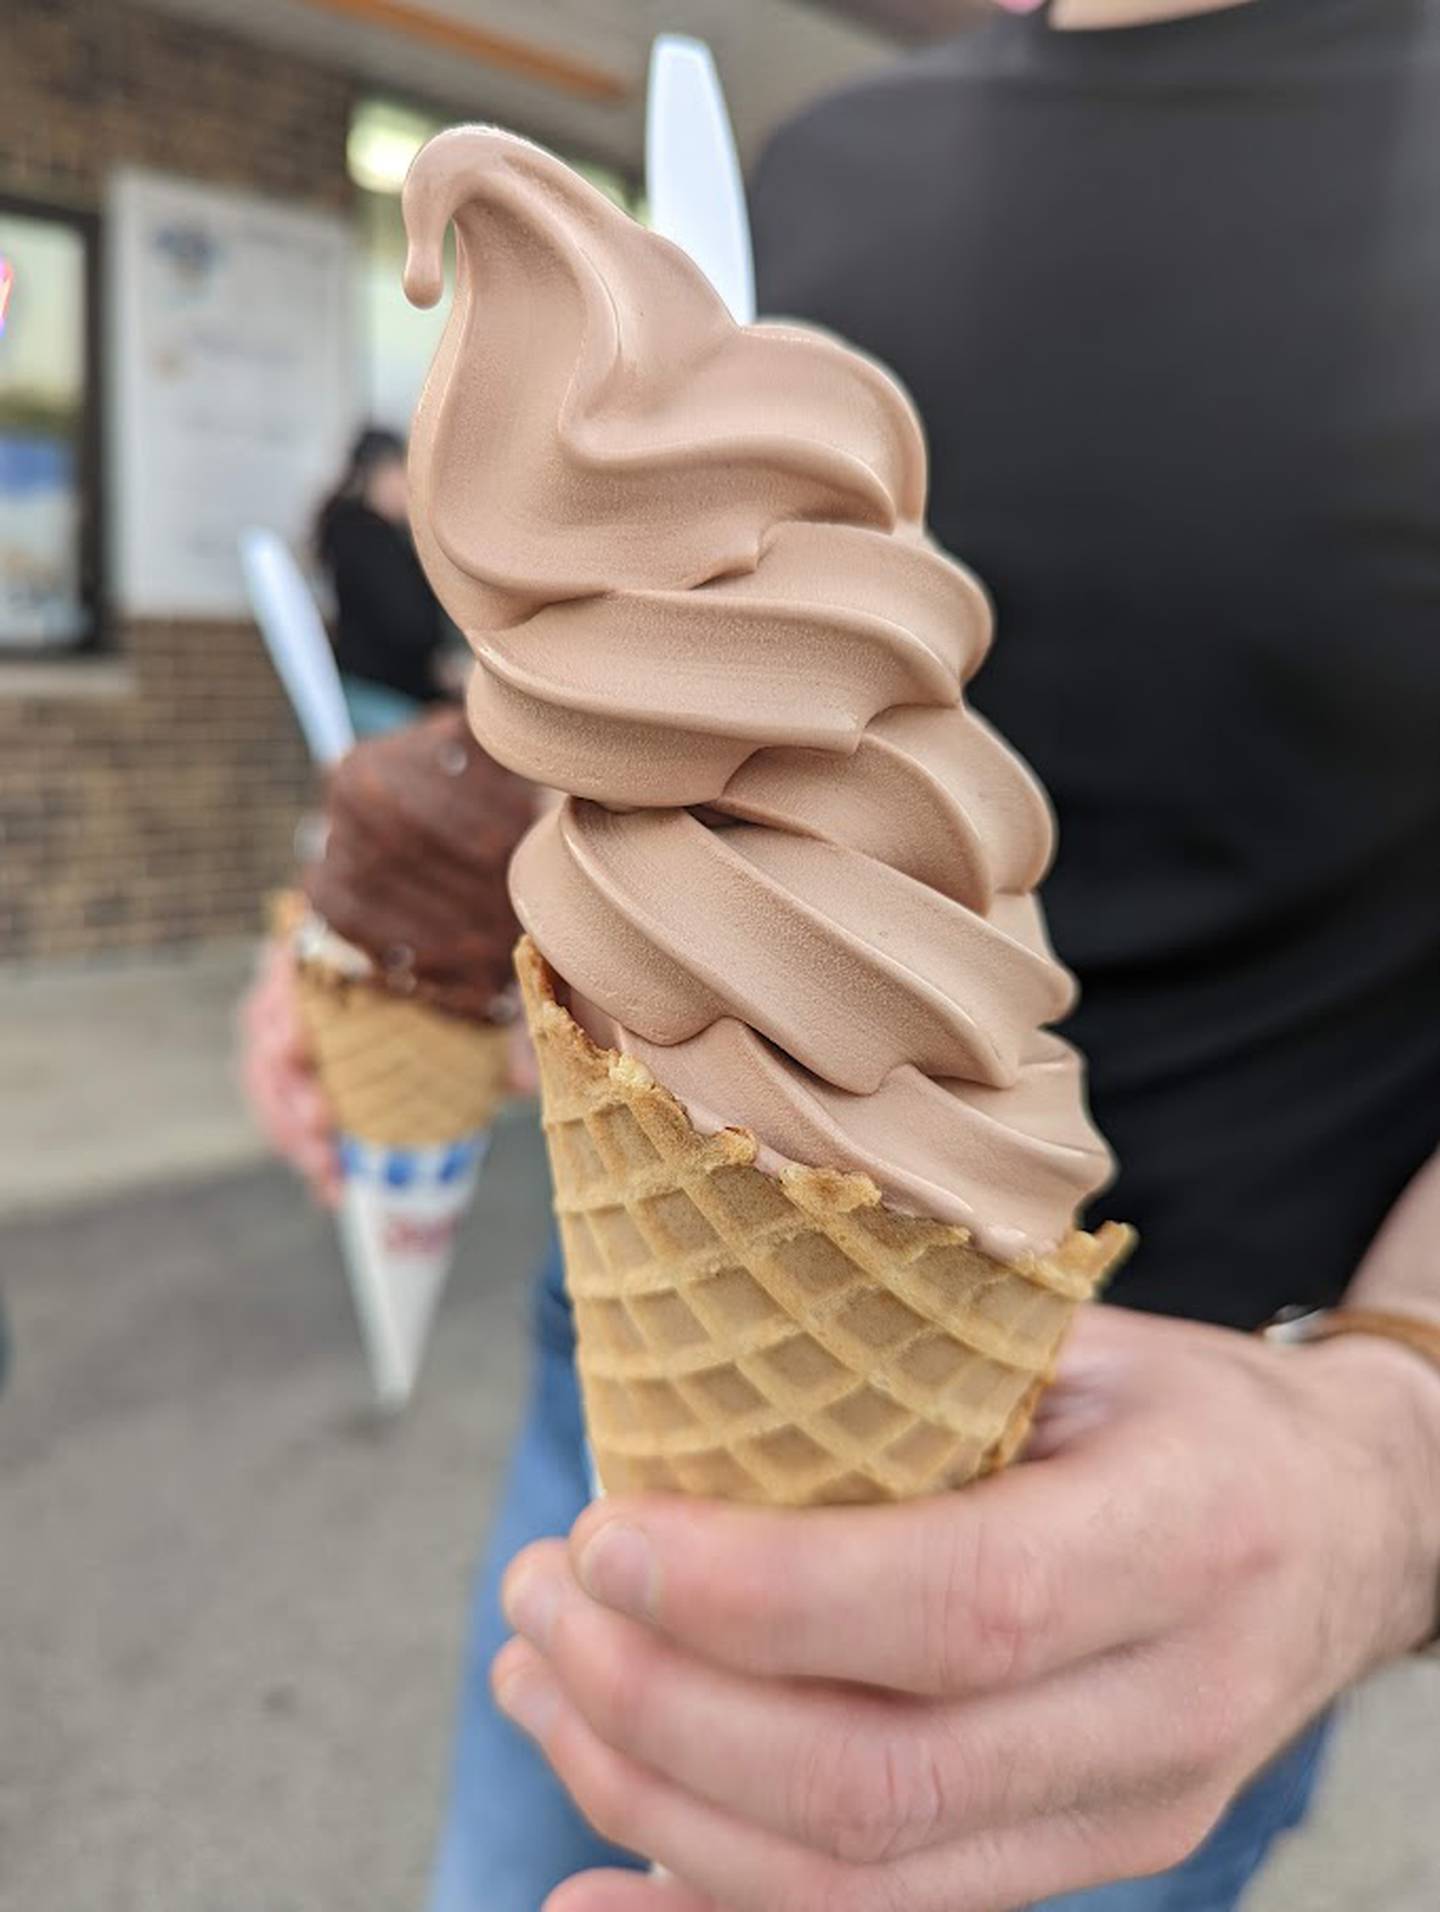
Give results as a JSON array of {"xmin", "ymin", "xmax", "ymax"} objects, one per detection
[{"xmin": 0, "ymin": 940, "xmax": 266, "ymax": 1221}]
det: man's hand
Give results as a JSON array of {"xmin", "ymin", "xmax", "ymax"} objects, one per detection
[
  {"xmin": 237, "ymin": 939, "xmax": 341, "ymax": 1208},
  {"xmin": 494, "ymin": 1305, "xmax": 1440, "ymax": 1912}
]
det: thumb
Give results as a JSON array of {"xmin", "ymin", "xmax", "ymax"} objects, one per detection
[
  {"xmin": 1029, "ymin": 1304, "xmax": 1251, "ymax": 1459},
  {"xmin": 1023, "ymin": 1304, "xmax": 1161, "ymax": 1456},
  {"xmin": 1055, "ymin": 1300, "xmax": 1160, "ymax": 1371}
]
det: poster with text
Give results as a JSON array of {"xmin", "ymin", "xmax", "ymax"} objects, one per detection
[{"xmin": 110, "ymin": 170, "xmax": 355, "ymax": 618}]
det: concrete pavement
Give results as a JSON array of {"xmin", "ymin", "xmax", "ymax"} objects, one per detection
[{"xmin": 0, "ymin": 1131, "xmax": 550, "ymax": 1912}]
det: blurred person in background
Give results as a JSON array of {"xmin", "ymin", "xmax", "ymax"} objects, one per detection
[
  {"xmin": 315, "ymin": 425, "xmax": 461, "ymax": 737},
  {"xmin": 245, "ymin": 0, "xmax": 1440, "ymax": 1908}
]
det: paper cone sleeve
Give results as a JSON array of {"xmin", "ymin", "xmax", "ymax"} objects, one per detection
[{"xmin": 333, "ymin": 1135, "xmax": 488, "ymax": 1409}]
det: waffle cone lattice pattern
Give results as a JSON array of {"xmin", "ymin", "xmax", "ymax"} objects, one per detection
[
  {"xmin": 295, "ymin": 960, "xmax": 509, "ymax": 1149},
  {"xmin": 518, "ymin": 938, "xmax": 1131, "ymax": 1506}
]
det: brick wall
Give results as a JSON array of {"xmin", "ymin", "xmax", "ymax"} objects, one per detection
[
  {"xmin": 1, "ymin": 0, "xmax": 353, "ymax": 213},
  {"xmin": 0, "ymin": 0, "xmax": 355, "ymax": 963},
  {"xmin": 0, "ymin": 626, "xmax": 314, "ymax": 958}
]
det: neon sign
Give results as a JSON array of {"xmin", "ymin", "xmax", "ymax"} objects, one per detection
[{"xmin": 0, "ymin": 257, "xmax": 14, "ymax": 337}]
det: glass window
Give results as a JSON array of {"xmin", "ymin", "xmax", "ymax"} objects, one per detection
[{"xmin": 0, "ymin": 200, "xmax": 102, "ymax": 652}]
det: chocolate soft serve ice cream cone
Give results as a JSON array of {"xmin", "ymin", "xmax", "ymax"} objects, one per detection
[
  {"xmin": 402, "ymin": 128, "xmax": 1131, "ymax": 1501},
  {"xmin": 280, "ymin": 710, "xmax": 534, "ymax": 1407}
]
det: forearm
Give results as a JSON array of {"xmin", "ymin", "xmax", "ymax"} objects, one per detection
[
  {"xmin": 1344, "ymin": 1148, "xmax": 1440, "ymax": 1324},
  {"xmin": 1327, "ymin": 1148, "xmax": 1440, "ymax": 1654}
]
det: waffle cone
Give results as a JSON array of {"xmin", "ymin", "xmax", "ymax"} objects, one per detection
[
  {"xmin": 290, "ymin": 924, "xmax": 509, "ymax": 1149},
  {"xmin": 517, "ymin": 936, "xmax": 1131, "ymax": 1506}
]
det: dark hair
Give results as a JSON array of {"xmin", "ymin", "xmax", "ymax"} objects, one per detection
[{"xmin": 314, "ymin": 426, "xmax": 407, "ymax": 558}]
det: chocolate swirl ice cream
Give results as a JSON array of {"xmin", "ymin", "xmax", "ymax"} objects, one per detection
[
  {"xmin": 403, "ymin": 129, "xmax": 1111, "ymax": 1257},
  {"xmin": 304, "ymin": 708, "xmax": 533, "ymax": 1022}
]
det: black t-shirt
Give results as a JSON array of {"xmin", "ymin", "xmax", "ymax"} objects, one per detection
[
  {"xmin": 751, "ymin": 0, "xmax": 1440, "ymax": 1328},
  {"xmin": 322, "ymin": 498, "xmax": 447, "ymax": 705}
]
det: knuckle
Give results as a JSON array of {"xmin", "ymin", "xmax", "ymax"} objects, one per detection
[
  {"xmin": 714, "ymin": 1563, "xmax": 792, "ymax": 1667},
  {"xmin": 576, "ymin": 1623, "xmax": 645, "ymax": 1747},
  {"xmin": 1210, "ymin": 1480, "xmax": 1285, "ymax": 1589},
  {"xmin": 678, "ymin": 1545, "xmax": 771, "ymax": 1659},
  {"xmin": 1162, "ymin": 1640, "xmax": 1267, "ymax": 1783},
  {"xmin": 870, "ymin": 1733, "xmax": 949, "ymax": 1861},
  {"xmin": 795, "ymin": 1719, "xmax": 948, "ymax": 1867},
  {"xmin": 567, "ymin": 1741, "xmax": 642, "ymax": 1851},
  {"xmin": 1176, "ymin": 1688, "xmax": 1246, "ymax": 1778},
  {"xmin": 930, "ymin": 1514, "xmax": 1051, "ymax": 1691},
  {"xmin": 1132, "ymin": 1794, "xmax": 1227, "ymax": 1875}
]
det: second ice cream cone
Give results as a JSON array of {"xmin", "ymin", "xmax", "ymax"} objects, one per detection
[
  {"xmin": 519, "ymin": 938, "xmax": 1131, "ymax": 1507},
  {"xmin": 267, "ymin": 892, "xmax": 513, "ymax": 1409},
  {"xmin": 294, "ymin": 957, "xmax": 510, "ymax": 1149}
]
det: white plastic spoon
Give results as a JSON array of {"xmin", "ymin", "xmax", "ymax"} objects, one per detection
[
  {"xmin": 240, "ymin": 525, "xmax": 355, "ymax": 767},
  {"xmin": 646, "ymin": 34, "xmax": 757, "ymax": 325}
]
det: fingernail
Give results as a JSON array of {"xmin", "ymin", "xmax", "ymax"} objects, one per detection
[
  {"xmin": 576, "ymin": 1521, "xmax": 656, "ymax": 1619},
  {"xmin": 503, "ymin": 1562, "xmax": 563, "ymax": 1648},
  {"xmin": 495, "ymin": 1660, "xmax": 560, "ymax": 1741}
]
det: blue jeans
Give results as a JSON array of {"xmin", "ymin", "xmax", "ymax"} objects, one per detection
[
  {"xmin": 427, "ymin": 1245, "xmax": 642, "ymax": 1909},
  {"xmin": 428, "ymin": 1246, "xmax": 1331, "ymax": 1912}
]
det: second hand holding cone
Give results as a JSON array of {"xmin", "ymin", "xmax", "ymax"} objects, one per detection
[{"xmin": 403, "ymin": 128, "xmax": 1131, "ymax": 1498}]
